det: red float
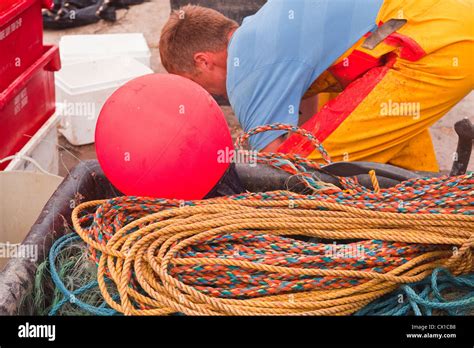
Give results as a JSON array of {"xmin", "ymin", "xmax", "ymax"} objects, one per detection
[{"xmin": 95, "ymin": 74, "xmax": 233, "ymax": 200}]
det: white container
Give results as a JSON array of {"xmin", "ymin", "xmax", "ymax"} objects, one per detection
[
  {"xmin": 3, "ymin": 113, "xmax": 61, "ymax": 176},
  {"xmin": 59, "ymin": 33, "xmax": 151, "ymax": 67},
  {"xmin": 0, "ymin": 171, "xmax": 63, "ymax": 270},
  {"xmin": 56, "ymin": 57, "xmax": 153, "ymax": 146}
]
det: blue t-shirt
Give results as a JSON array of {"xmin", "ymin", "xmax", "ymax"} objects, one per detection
[{"xmin": 227, "ymin": 0, "xmax": 383, "ymax": 150}]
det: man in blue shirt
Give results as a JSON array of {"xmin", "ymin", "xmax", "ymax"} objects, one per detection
[
  {"xmin": 226, "ymin": 0, "xmax": 382, "ymax": 151},
  {"xmin": 159, "ymin": 0, "xmax": 473, "ymax": 171},
  {"xmin": 160, "ymin": 0, "xmax": 381, "ymax": 150}
]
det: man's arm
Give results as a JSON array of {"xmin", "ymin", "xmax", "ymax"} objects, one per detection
[
  {"xmin": 228, "ymin": 57, "xmax": 317, "ymax": 151},
  {"xmin": 261, "ymin": 135, "xmax": 286, "ymax": 152},
  {"xmin": 261, "ymin": 95, "xmax": 318, "ymax": 152},
  {"xmin": 299, "ymin": 95, "xmax": 318, "ymax": 126}
]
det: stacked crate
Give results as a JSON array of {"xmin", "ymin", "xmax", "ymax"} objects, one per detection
[{"xmin": 0, "ymin": 0, "xmax": 61, "ymax": 170}]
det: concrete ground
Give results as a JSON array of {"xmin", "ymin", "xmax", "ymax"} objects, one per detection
[{"xmin": 44, "ymin": 0, "xmax": 473, "ymax": 176}]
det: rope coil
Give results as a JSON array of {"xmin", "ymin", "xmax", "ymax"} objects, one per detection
[{"xmin": 69, "ymin": 123, "xmax": 473, "ymax": 315}]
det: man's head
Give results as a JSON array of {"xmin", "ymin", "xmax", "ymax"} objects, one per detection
[{"xmin": 159, "ymin": 5, "xmax": 238, "ymax": 97}]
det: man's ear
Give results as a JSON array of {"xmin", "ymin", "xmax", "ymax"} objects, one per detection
[{"xmin": 194, "ymin": 52, "xmax": 213, "ymax": 71}]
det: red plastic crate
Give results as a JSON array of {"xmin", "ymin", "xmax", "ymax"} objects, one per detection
[
  {"xmin": 0, "ymin": 45, "xmax": 61, "ymax": 170},
  {"xmin": 0, "ymin": 0, "xmax": 53, "ymax": 91}
]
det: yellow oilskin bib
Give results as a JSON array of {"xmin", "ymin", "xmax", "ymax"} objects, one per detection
[{"xmin": 304, "ymin": 0, "xmax": 473, "ymax": 172}]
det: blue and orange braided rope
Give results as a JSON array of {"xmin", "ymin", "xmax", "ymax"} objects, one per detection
[{"xmin": 70, "ymin": 123, "xmax": 473, "ymax": 315}]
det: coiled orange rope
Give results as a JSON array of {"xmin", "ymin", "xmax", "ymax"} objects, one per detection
[{"xmin": 71, "ymin": 124, "xmax": 474, "ymax": 315}]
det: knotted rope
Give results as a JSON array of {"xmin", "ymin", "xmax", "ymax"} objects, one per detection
[{"xmin": 69, "ymin": 123, "xmax": 473, "ymax": 315}]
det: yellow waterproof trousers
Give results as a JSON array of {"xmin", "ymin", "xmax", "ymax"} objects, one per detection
[{"xmin": 307, "ymin": 0, "xmax": 473, "ymax": 171}]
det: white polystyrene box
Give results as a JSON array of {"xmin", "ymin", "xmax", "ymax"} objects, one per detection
[
  {"xmin": 5, "ymin": 113, "xmax": 61, "ymax": 175},
  {"xmin": 59, "ymin": 33, "xmax": 151, "ymax": 67},
  {"xmin": 55, "ymin": 56, "xmax": 153, "ymax": 146}
]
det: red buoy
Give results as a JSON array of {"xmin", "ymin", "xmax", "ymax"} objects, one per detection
[{"xmin": 95, "ymin": 74, "xmax": 233, "ymax": 200}]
